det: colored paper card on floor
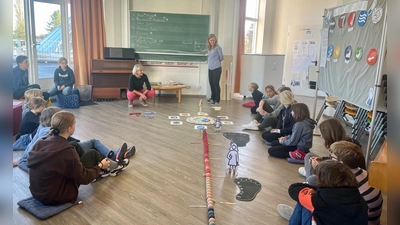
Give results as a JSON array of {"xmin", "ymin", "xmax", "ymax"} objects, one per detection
[
  {"xmin": 179, "ymin": 113, "xmax": 191, "ymax": 116},
  {"xmin": 212, "ymin": 107, "xmax": 222, "ymax": 111},
  {"xmin": 194, "ymin": 125, "xmax": 207, "ymax": 130},
  {"xmin": 221, "ymin": 121, "xmax": 234, "ymax": 125},
  {"xmin": 197, "ymin": 112, "xmax": 208, "ymax": 116},
  {"xmin": 144, "ymin": 112, "xmax": 156, "ymax": 118},
  {"xmin": 170, "ymin": 121, "xmax": 183, "ymax": 125},
  {"xmin": 128, "ymin": 112, "xmax": 141, "ymax": 117},
  {"xmin": 217, "ymin": 116, "xmax": 229, "ymax": 119},
  {"xmin": 168, "ymin": 116, "xmax": 180, "ymax": 119}
]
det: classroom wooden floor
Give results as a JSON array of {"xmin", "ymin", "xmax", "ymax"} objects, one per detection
[{"xmin": 13, "ymin": 94, "xmax": 387, "ymax": 225}]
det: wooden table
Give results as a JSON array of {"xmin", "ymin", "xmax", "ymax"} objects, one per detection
[{"xmin": 152, "ymin": 85, "xmax": 186, "ymax": 103}]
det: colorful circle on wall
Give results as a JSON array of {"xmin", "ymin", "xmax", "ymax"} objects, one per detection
[
  {"xmin": 355, "ymin": 47, "xmax": 363, "ymax": 61},
  {"xmin": 372, "ymin": 5, "xmax": 383, "ymax": 24},
  {"xmin": 329, "ymin": 17, "xmax": 336, "ymax": 29},
  {"xmin": 366, "ymin": 48, "xmax": 378, "ymax": 65},
  {"xmin": 358, "ymin": 10, "xmax": 368, "ymax": 27},
  {"xmin": 327, "ymin": 45, "xmax": 334, "ymax": 57},
  {"xmin": 347, "ymin": 12, "xmax": 356, "ymax": 27},
  {"xmin": 344, "ymin": 46, "xmax": 352, "ymax": 61},
  {"xmin": 368, "ymin": 0, "xmax": 377, "ymax": 16},
  {"xmin": 338, "ymin": 14, "xmax": 346, "ymax": 28},
  {"xmin": 334, "ymin": 46, "xmax": 341, "ymax": 59}
]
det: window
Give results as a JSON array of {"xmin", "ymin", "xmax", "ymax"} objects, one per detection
[{"xmin": 244, "ymin": 0, "xmax": 259, "ymax": 54}]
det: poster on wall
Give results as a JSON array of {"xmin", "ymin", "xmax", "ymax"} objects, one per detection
[{"xmin": 290, "ymin": 39, "xmax": 317, "ymax": 88}]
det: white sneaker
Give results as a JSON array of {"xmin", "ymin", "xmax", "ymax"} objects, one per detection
[
  {"xmin": 128, "ymin": 101, "xmax": 133, "ymax": 107},
  {"xmin": 277, "ymin": 204, "xmax": 293, "ymax": 221},
  {"xmin": 242, "ymin": 122, "xmax": 259, "ymax": 130},
  {"xmin": 140, "ymin": 100, "xmax": 148, "ymax": 107},
  {"xmin": 298, "ymin": 167, "xmax": 306, "ymax": 177}
]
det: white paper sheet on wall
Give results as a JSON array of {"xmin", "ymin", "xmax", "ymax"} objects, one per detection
[{"xmin": 320, "ymin": 28, "xmax": 329, "ymax": 68}]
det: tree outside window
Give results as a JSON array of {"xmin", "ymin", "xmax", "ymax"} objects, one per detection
[{"xmin": 244, "ymin": 0, "xmax": 259, "ymax": 54}]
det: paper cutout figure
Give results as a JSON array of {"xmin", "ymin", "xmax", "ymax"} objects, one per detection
[
  {"xmin": 214, "ymin": 118, "xmax": 222, "ymax": 132},
  {"xmin": 227, "ymin": 142, "xmax": 239, "ymax": 176},
  {"xmin": 194, "ymin": 125, "xmax": 207, "ymax": 130},
  {"xmin": 169, "ymin": 116, "xmax": 180, "ymax": 119}
]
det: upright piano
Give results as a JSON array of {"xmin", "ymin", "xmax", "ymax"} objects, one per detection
[{"xmin": 91, "ymin": 59, "xmax": 138, "ymax": 100}]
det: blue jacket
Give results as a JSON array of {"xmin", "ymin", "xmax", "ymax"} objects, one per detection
[
  {"xmin": 277, "ymin": 105, "xmax": 295, "ymax": 135},
  {"xmin": 19, "ymin": 125, "xmax": 51, "ymax": 173},
  {"xmin": 281, "ymin": 118, "xmax": 316, "ymax": 151},
  {"xmin": 13, "ymin": 66, "xmax": 29, "ymax": 91}
]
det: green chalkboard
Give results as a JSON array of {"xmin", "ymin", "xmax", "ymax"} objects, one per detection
[{"xmin": 130, "ymin": 11, "xmax": 209, "ymax": 62}]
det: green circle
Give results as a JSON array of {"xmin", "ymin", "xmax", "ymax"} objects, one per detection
[{"xmin": 355, "ymin": 46, "xmax": 363, "ymax": 61}]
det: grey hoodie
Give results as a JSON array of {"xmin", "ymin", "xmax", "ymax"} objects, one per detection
[{"xmin": 281, "ymin": 117, "xmax": 316, "ymax": 151}]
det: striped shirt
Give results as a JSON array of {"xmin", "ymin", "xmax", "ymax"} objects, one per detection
[
  {"xmin": 208, "ymin": 45, "xmax": 224, "ymax": 70},
  {"xmin": 353, "ymin": 168, "xmax": 383, "ymax": 225}
]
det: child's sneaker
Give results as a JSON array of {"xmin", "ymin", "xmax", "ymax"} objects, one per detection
[
  {"xmin": 298, "ymin": 167, "xmax": 306, "ymax": 177},
  {"xmin": 92, "ymin": 169, "xmax": 111, "ymax": 182},
  {"xmin": 140, "ymin": 100, "xmax": 148, "ymax": 107},
  {"xmin": 116, "ymin": 143, "xmax": 128, "ymax": 162},
  {"xmin": 128, "ymin": 101, "xmax": 133, "ymax": 107},
  {"xmin": 277, "ymin": 204, "xmax": 293, "ymax": 221},
  {"xmin": 124, "ymin": 146, "xmax": 136, "ymax": 158},
  {"xmin": 264, "ymin": 140, "xmax": 272, "ymax": 146},
  {"xmin": 289, "ymin": 150, "xmax": 307, "ymax": 160},
  {"xmin": 118, "ymin": 158, "xmax": 130, "ymax": 171},
  {"xmin": 213, "ymin": 102, "xmax": 220, "ymax": 105},
  {"xmin": 206, "ymin": 99, "xmax": 212, "ymax": 103}
]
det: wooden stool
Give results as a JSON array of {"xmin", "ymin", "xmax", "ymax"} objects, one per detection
[{"xmin": 315, "ymin": 95, "xmax": 342, "ymax": 123}]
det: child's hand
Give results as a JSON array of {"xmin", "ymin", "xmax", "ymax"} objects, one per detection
[
  {"xmin": 310, "ymin": 157, "xmax": 321, "ymax": 169},
  {"xmin": 100, "ymin": 158, "xmax": 110, "ymax": 169}
]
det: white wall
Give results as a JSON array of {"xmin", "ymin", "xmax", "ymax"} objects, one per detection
[{"xmin": 104, "ymin": 0, "xmax": 352, "ymax": 96}]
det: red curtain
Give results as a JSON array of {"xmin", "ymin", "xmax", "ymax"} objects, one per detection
[
  {"xmin": 70, "ymin": 0, "xmax": 106, "ymax": 86},
  {"xmin": 234, "ymin": 0, "xmax": 246, "ymax": 93}
]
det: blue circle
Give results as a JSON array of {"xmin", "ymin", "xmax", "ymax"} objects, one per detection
[
  {"xmin": 344, "ymin": 46, "xmax": 352, "ymax": 60},
  {"xmin": 327, "ymin": 45, "xmax": 334, "ymax": 57},
  {"xmin": 358, "ymin": 10, "xmax": 368, "ymax": 27}
]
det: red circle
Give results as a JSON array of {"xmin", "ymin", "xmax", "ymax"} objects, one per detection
[
  {"xmin": 347, "ymin": 12, "xmax": 355, "ymax": 27},
  {"xmin": 366, "ymin": 48, "xmax": 378, "ymax": 65}
]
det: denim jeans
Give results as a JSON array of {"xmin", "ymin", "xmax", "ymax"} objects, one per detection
[
  {"xmin": 288, "ymin": 203, "xmax": 313, "ymax": 225},
  {"xmin": 78, "ymin": 139, "xmax": 121, "ymax": 160},
  {"xmin": 48, "ymin": 85, "xmax": 72, "ymax": 96}
]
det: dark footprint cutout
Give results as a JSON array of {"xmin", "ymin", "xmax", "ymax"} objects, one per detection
[
  {"xmin": 234, "ymin": 177, "xmax": 262, "ymax": 201},
  {"xmin": 223, "ymin": 132, "xmax": 250, "ymax": 147}
]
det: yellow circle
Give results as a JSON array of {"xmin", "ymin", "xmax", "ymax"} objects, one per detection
[{"xmin": 333, "ymin": 46, "xmax": 341, "ymax": 59}]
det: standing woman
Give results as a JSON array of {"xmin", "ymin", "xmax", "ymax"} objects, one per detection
[
  {"xmin": 206, "ymin": 34, "xmax": 224, "ymax": 105},
  {"xmin": 127, "ymin": 64, "xmax": 155, "ymax": 107}
]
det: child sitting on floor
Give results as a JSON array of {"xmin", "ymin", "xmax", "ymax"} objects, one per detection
[
  {"xmin": 261, "ymin": 90, "xmax": 295, "ymax": 144},
  {"xmin": 27, "ymin": 111, "xmax": 112, "ymax": 205},
  {"xmin": 281, "ymin": 160, "xmax": 368, "ymax": 225},
  {"xmin": 267, "ymin": 103, "xmax": 316, "ymax": 160},
  {"xmin": 242, "ymin": 85, "xmax": 281, "ymax": 131},
  {"xmin": 248, "ymin": 82, "xmax": 264, "ymax": 114},
  {"xmin": 16, "ymin": 97, "xmax": 46, "ymax": 141},
  {"xmin": 21, "ymin": 89, "xmax": 50, "ymax": 119}
]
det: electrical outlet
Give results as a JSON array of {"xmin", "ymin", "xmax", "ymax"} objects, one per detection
[{"xmin": 186, "ymin": 86, "xmax": 191, "ymax": 89}]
